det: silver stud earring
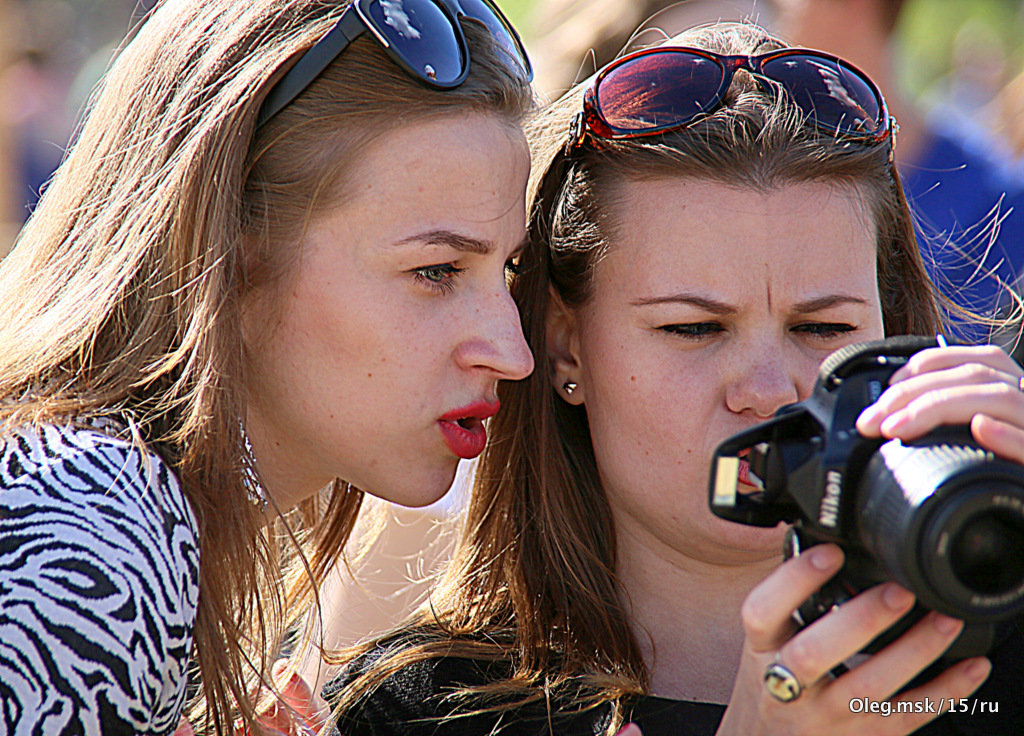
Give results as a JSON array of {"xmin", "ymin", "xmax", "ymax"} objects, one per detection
[{"xmin": 562, "ymin": 381, "xmax": 578, "ymax": 395}]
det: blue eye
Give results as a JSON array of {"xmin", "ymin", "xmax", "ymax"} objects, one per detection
[{"xmin": 412, "ymin": 263, "xmax": 465, "ymax": 294}]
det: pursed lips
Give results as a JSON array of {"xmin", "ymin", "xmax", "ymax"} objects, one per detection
[{"xmin": 437, "ymin": 400, "xmax": 500, "ymax": 459}]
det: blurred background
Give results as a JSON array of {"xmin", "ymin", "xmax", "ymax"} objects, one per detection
[{"xmin": 2, "ymin": 0, "xmax": 1024, "ymax": 257}]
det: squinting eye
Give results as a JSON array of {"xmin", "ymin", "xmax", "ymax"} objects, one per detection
[
  {"xmin": 658, "ymin": 323, "xmax": 724, "ymax": 339},
  {"xmin": 794, "ymin": 322, "xmax": 856, "ymax": 339}
]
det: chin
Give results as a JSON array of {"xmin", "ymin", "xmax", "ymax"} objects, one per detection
[
  {"xmin": 393, "ymin": 461, "xmax": 461, "ymax": 509},
  {"xmin": 713, "ymin": 517, "xmax": 788, "ymax": 556}
]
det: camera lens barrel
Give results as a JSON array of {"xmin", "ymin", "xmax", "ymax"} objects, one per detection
[{"xmin": 857, "ymin": 432, "xmax": 1024, "ymax": 621}]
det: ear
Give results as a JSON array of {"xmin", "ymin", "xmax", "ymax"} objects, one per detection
[{"xmin": 546, "ymin": 286, "xmax": 585, "ymax": 405}]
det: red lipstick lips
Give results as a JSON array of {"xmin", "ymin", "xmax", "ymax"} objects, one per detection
[{"xmin": 438, "ymin": 400, "xmax": 500, "ymax": 459}]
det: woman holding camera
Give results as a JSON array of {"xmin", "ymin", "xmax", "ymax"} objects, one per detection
[
  {"xmin": 324, "ymin": 21, "xmax": 1024, "ymax": 736},
  {"xmin": 0, "ymin": 0, "xmax": 536, "ymax": 733}
]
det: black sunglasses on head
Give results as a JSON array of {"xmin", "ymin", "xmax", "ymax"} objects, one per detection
[{"xmin": 257, "ymin": 0, "xmax": 532, "ymax": 128}]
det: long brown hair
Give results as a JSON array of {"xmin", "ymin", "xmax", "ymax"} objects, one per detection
[
  {"xmin": 333, "ymin": 21, "xmax": 943, "ymax": 735},
  {"xmin": 0, "ymin": 0, "xmax": 532, "ymax": 732}
]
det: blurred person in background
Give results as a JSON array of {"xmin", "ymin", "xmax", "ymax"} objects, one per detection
[
  {"xmin": 529, "ymin": 0, "xmax": 774, "ymax": 94},
  {"xmin": 0, "ymin": 0, "xmax": 148, "ymax": 254},
  {"xmin": 989, "ymin": 63, "xmax": 1024, "ymax": 173},
  {"xmin": 926, "ymin": 17, "xmax": 1013, "ymax": 144},
  {"xmin": 0, "ymin": 0, "xmax": 17, "ymax": 250}
]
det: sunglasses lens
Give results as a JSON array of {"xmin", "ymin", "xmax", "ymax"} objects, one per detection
[
  {"xmin": 457, "ymin": 0, "xmax": 532, "ymax": 78},
  {"xmin": 596, "ymin": 51, "xmax": 725, "ymax": 133},
  {"xmin": 366, "ymin": 0, "xmax": 466, "ymax": 85},
  {"xmin": 761, "ymin": 54, "xmax": 883, "ymax": 136}
]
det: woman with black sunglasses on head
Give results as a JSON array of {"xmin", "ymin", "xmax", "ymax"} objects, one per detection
[
  {"xmin": 0, "ymin": 0, "xmax": 537, "ymax": 734},
  {"xmin": 322, "ymin": 21, "xmax": 1024, "ymax": 736}
]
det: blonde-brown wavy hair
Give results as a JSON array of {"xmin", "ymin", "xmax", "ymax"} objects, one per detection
[
  {"xmin": 0, "ymin": 0, "xmax": 532, "ymax": 732},
  {"xmin": 333, "ymin": 21, "xmax": 944, "ymax": 736}
]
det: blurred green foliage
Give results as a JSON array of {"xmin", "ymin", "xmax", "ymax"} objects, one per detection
[{"xmin": 495, "ymin": 0, "xmax": 535, "ymax": 37}]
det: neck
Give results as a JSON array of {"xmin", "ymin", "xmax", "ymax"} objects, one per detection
[
  {"xmin": 615, "ymin": 520, "xmax": 781, "ymax": 704},
  {"xmin": 244, "ymin": 407, "xmax": 331, "ymax": 513}
]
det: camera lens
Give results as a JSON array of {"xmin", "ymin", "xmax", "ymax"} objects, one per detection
[
  {"xmin": 950, "ymin": 510, "xmax": 1024, "ymax": 595},
  {"xmin": 858, "ymin": 433, "xmax": 1024, "ymax": 619}
]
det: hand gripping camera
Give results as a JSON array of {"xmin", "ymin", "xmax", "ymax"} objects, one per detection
[{"xmin": 709, "ymin": 336, "xmax": 1024, "ymax": 657}]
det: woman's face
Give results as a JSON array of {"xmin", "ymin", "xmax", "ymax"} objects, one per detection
[
  {"xmin": 244, "ymin": 114, "xmax": 534, "ymax": 509},
  {"xmin": 556, "ymin": 179, "xmax": 885, "ymax": 565}
]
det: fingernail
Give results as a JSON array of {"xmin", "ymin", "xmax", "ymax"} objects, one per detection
[
  {"xmin": 883, "ymin": 583, "xmax": 914, "ymax": 610},
  {"xmin": 857, "ymin": 404, "xmax": 882, "ymax": 428},
  {"xmin": 933, "ymin": 613, "xmax": 962, "ymax": 636},
  {"xmin": 810, "ymin": 544, "xmax": 842, "ymax": 570},
  {"xmin": 966, "ymin": 657, "xmax": 992, "ymax": 681},
  {"xmin": 889, "ymin": 367, "xmax": 909, "ymax": 383}
]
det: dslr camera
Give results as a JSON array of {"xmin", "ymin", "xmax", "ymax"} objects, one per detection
[{"xmin": 709, "ymin": 336, "xmax": 1024, "ymax": 657}]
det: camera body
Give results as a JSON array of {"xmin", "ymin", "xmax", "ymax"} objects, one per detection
[{"xmin": 709, "ymin": 336, "xmax": 1024, "ymax": 657}]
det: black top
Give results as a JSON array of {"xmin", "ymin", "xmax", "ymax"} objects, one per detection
[
  {"xmin": 323, "ymin": 645, "xmax": 720, "ymax": 736},
  {"xmin": 324, "ymin": 619, "xmax": 1024, "ymax": 736}
]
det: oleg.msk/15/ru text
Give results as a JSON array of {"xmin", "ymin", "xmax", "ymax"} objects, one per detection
[{"xmin": 849, "ymin": 697, "xmax": 998, "ymax": 716}]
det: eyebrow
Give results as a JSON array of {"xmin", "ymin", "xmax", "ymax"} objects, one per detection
[
  {"xmin": 630, "ymin": 292, "xmax": 869, "ymax": 313},
  {"xmin": 394, "ymin": 229, "xmax": 495, "ymax": 255},
  {"xmin": 792, "ymin": 295, "xmax": 870, "ymax": 313},
  {"xmin": 630, "ymin": 293, "xmax": 735, "ymax": 314}
]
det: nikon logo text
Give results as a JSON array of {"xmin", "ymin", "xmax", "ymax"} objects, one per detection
[{"xmin": 819, "ymin": 470, "xmax": 842, "ymax": 528}]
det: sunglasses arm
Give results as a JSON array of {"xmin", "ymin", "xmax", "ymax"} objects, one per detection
[
  {"xmin": 565, "ymin": 112, "xmax": 587, "ymax": 153},
  {"xmin": 293, "ymin": 10, "xmax": 368, "ymax": 82},
  {"xmin": 257, "ymin": 10, "xmax": 367, "ymax": 128},
  {"xmin": 888, "ymin": 116, "xmax": 899, "ymax": 163}
]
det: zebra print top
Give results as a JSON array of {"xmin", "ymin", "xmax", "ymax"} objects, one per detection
[{"xmin": 0, "ymin": 422, "xmax": 200, "ymax": 735}]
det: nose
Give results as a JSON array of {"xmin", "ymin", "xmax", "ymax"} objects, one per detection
[
  {"xmin": 724, "ymin": 350, "xmax": 800, "ymax": 419},
  {"xmin": 454, "ymin": 286, "xmax": 534, "ymax": 381}
]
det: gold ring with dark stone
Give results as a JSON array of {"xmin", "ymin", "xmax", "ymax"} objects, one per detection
[{"xmin": 764, "ymin": 660, "xmax": 803, "ymax": 703}]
